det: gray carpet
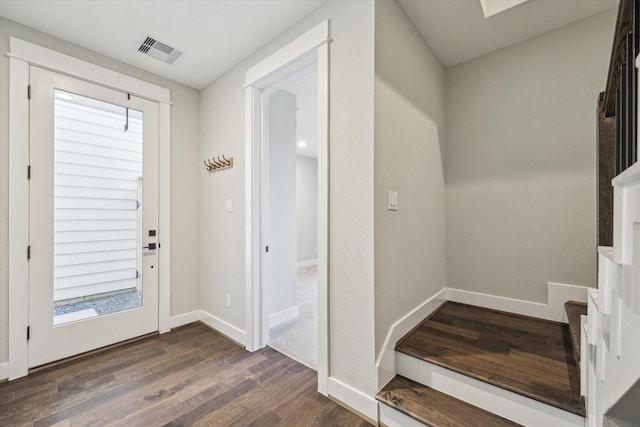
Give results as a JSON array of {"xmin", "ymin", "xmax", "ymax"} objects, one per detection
[{"xmin": 268, "ymin": 265, "xmax": 318, "ymax": 370}]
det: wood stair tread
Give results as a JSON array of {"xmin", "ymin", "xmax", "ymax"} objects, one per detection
[
  {"xmin": 565, "ymin": 300, "xmax": 587, "ymax": 367},
  {"xmin": 377, "ymin": 375, "xmax": 522, "ymax": 427},
  {"xmin": 396, "ymin": 301, "xmax": 585, "ymax": 417}
]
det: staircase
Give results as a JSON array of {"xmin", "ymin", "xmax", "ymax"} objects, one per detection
[{"xmin": 376, "ymin": 301, "xmax": 586, "ymax": 426}]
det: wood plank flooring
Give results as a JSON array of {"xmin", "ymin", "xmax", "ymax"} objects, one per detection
[
  {"xmin": 0, "ymin": 322, "xmax": 371, "ymax": 427},
  {"xmin": 396, "ymin": 302, "xmax": 584, "ymax": 416}
]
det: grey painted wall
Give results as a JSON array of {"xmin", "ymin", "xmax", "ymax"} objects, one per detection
[
  {"xmin": 267, "ymin": 90, "xmax": 298, "ymax": 317},
  {"xmin": 297, "ymin": 156, "xmax": 318, "ymax": 263},
  {"xmin": 0, "ymin": 17, "xmax": 201, "ymax": 365},
  {"xmin": 445, "ymin": 10, "xmax": 617, "ymax": 302},
  {"xmin": 199, "ymin": 0, "xmax": 376, "ymax": 396},
  {"xmin": 374, "ymin": 0, "xmax": 447, "ymax": 358}
]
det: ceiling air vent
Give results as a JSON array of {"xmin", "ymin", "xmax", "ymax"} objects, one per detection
[{"xmin": 137, "ymin": 35, "xmax": 184, "ymax": 65}]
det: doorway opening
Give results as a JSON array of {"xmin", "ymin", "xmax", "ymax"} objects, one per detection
[
  {"xmin": 263, "ymin": 68, "xmax": 319, "ymax": 370},
  {"xmin": 244, "ymin": 20, "xmax": 329, "ymax": 393}
]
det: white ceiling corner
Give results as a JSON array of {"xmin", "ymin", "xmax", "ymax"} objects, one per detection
[{"xmin": 398, "ymin": 0, "xmax": 618, "ymax": 68}]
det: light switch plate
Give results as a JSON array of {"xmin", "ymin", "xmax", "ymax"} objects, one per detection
[
  {"xmin": 226, "ymin": 199, "xmax": 233, "ymax": 213},
  {"xmin": 388, "ymin": 191, "xmax": 398, "ymax": 211}
]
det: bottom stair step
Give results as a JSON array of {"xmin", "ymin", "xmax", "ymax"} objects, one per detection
[{"xmin": 377, "ymin": 375, "xmax": 522, "ymax": 427}]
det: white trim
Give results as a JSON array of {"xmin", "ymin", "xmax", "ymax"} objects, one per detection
[
  {"xmin": 245, "ymin": 85, "xmax": 261, "ymax": 352},
  {"xmin": 297, "ymin": 259, "xmax": 318, "ymax": 268},
  {"xmin": 171, "ymin": 310, "xmax": 247, "ymax": 347},
  {"xmin": 260, "ymin": 91, "xmax": 270, "ymax": 349},
  {"xmin": 8, "ymin": 56, "xmax": 30, "ymax": 380},
  {"xmin": 580, "ymin": 314, "xmax": 588, "ymax": 397},
  {"xmin": 169, "ymin": 311, "xmax": 200, "ymax": 329},
  {"xmin": 376, "ymin": 288, "xmax": 447, "ymax": 389},
  {"xmin": 7, "ymin": 38, "xmax": 171, "ymax": 379},
  {"xmin": 199, "ymin": 310, "xmax": 247, "ymax": 347},
  {"xmin": 8, "ymin": 38, "xmax": 170, "ymax": 104},
  {"xmin": 396, "ymin": 352, "xmax": 584, "ymax": 426},
  {"xmin": 316, "ymin": 41, "xmax": 329, "ymax": 395},
  {"xmin": 612, "ymin": 158, "xmax": 640, "ymax": 187},
  {"xmin": 245, "ymin": 21, "xmax": 329, "ymax": 86},
  {"xmin": 379, "ymin": 403, "xmax": 432, "ymax": 427},
  {"xmin": 327, "ymin": 377, "xmax": 379, "ymax": 423},
  {"xmin": 245, "ymin": 21, "xmax": 330, "ymax": 395},
  {"xmin": 446, "ymin": 282, "xmax": 590, "ymax": 323},
  {"xmin": 158, "ymin": 102, "xmax": 171, "ymax": 333},
  {"xmin": 268, "ymin": 305, "xmax": 300, "ymax": 328},
  {"xmin": 0, "ymin": 363, "xmax": 9, "ymax": 381}
]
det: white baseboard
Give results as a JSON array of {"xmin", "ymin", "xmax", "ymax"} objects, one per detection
[
  {"xmin": 169, "ymin": 310, "xmax": 248, "ymax": 348},
  {"xmin": 376, "ymin": 288, "xmax": 447, "ymax": 389},
  {"xmin": 169, "ymin": 310, "xmax": 200, "ymax": 329},
  {"xmin": 397, "ymin": 352, "xmax": 584, "ymax": 426},
  {"xmin": 297, "ymin": 259, "xmax": 317, "ymax": 268},
  {"xmin": 199, "ymin": 310, "xmax": 248, "ymax": 348},
  {"xmin": 0, "ymin": 362, "xmax": 8, "ymax": 380},
  {"xmin": 327, "ymin": 377, "xmax": 378, "ymax": 424},
  {"xmin": 447, "ymin": 282, "xmax": 590, "ymax": 323},
  {"xmin": 268, "ymin": 305, "xmax": 300, "ymax": 328}
]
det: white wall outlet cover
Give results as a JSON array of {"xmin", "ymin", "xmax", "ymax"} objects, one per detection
[
  {"xmin": 388, "ymin": 191, "xmax": 398, "ymax": 211},
  {"xmin": 225, "ymin": 199, "xmax": 233, "ymax": 213},
  {"xmin": 226, "ymin": 293, "xmax": 231, "ymax": 308}
]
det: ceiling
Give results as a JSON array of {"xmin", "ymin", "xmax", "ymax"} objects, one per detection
[
  {"xmin": 398, "ymin": 0, "xmax": 619, "ymax": 67},
  {"xmin": 0, "ymin": 0, "xmax": 619, "ymax": 90},
  {"xmin": 0, "ymin": 0, "xmax": 326, "ymax": 89}
]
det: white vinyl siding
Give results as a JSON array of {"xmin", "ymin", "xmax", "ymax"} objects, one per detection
[{"xmin": 53, "ymin": 92, "xmax": 143, "ymax": 301}]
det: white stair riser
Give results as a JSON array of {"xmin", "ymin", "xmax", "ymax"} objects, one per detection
[
  {"xmin": 396, "ymin": 352, "xmax": 585, "ymax": 427},
  {"xmin": 379, "ymin": 404, "xmax": 429, "ymax": 427}
]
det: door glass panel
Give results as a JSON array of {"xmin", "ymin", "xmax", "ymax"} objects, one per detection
[{"xmin": 52, "ymin": 89, "xmax": 144, "ymax": 325}]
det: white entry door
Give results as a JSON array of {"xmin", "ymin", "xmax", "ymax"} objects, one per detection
[{"xmin": 28, "ymin": 67, "xmax": 160, "ymax": 368}]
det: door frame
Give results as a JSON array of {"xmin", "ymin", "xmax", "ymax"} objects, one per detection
[
  {"xmin": 8, "ymin": 37, "xmax": 172, "ymax": 380},
  {"xmin": 244, "ymin": 20, "xmax": 329, "ymax": 394}
]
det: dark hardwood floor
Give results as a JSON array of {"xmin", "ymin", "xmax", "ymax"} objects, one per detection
[
  {"xmin": 0, "ymin": 322, "xmax": 371, "ymax": 427},
  {"xmin": 396, "ymin": 302, "xmax": 584, "ymax": 416}
]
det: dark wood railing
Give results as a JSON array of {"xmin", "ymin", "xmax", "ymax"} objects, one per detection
[
  {"xmin": 599, "ymin": 0, "xmax": 639, "ymax": 246},
  {"xmin": 603, "ymin": 0, "xmax": 639, "ymax": 174}
]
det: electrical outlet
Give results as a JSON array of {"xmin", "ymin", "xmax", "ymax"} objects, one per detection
[
  {"xmin": 225, "ymin": 199, "xmax": 233, "ymax": 213},
  {"xmin": 226, "ymin": 294, "xmax": 231, "ymax": 308}
]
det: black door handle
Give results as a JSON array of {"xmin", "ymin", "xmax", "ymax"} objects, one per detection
[{"xmin": 143, "ymin": 243, "xmax": 157, "ymax": 250}]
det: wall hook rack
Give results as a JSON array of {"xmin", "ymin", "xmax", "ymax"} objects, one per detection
[{"xmin": 204, "ymin": 155, "xmax": 233, "ymax": 172}]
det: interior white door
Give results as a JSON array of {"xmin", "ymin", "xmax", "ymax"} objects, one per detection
[{"xmin": 28, "ymin": 66, "xmax": 160, "ymax": 368}]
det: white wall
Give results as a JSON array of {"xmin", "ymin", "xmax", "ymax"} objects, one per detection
[
  {"xmin": 267, "ymin": 90, "xmax": 298, "ymax": 317},
  {"xmin": 199, "ymin": 0, "xmax": 376, "ymax": 397},
  {"xmin": 0, "ymin": 17, "xmax": 201, "ymax": 365},
  {"xmin": 445, "ymin": 10, "xmax": 616, "ymax": 303},
  {"xmin": 297, "ymin": 156, "xmax": 318, "ymax": 263},
  {"xmin": 374, "ymin": 0, "xmax": 446, "ymax": 357}
]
